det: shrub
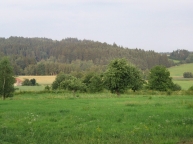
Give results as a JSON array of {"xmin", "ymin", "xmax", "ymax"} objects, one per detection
[
  {"xmin": 183, "ymin": 72, "xmax": 193, "ymax": 78},
  {"xmin": 188, "ymin": 85, "xmax": 193, "ymax": 91},
  {"xmin": 22, "ymin": 78, "xmax": 37, "ymax": 86},
  {"xmin": 172, "ymin": 83, "xmax": 182, "ymax": 91},
  {"xmin": 45, "ymin": 85, "xmax": 50, "ymax": 91},
  {"xmin": 22, "ymin": 79, "xmax": 32, "ymax": 86}
]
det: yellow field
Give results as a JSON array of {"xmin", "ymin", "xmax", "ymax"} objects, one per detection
[{"xmin": 17, "ymin": 76, "xmax": 56, "ymax": 85}]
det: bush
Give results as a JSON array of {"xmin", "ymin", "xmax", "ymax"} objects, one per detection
[
  {"xmin": 183, "ymin": 72, "xmax": 193, "ymax": 78},
  {"xmin": 188, "ymin": 85, "xmax": 193, "ymax": 91},
  {"xmin": 22, "ymin": 79, "xmax": 32, "ymax": 86},
  {"xmin": 22, "ymin": 78, "xmax": 37, "ymax": 86},
  {"xmin": 86, "ymin": 74, "xmax": 104, "ymax": 93},
  {"xmin": 45, "ymin": 85, "xmax": 50, "ymax": 91},
  {"xmin": 172, "ymin": 83, "xmax": 182, "ymax": 91}
]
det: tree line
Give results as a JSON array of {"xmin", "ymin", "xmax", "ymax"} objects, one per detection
[
  {"xmin": 0, "ymin": 57, "xmax": 192, "ymax": 100},
  {"xmin": 169, "ymin": 49, "xmax": 193, "ymax": 64},
  {"xmin": 51, "ymin": 59, "xmax": 181, "ymax": 96},
  {"xmin": 0, "ymin": 37, "xmax": 174, "ymax": 75}
]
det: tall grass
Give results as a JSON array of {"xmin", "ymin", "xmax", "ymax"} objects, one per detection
[{"xmin": 1, "ymin": 93, "xmax": 193, "ymax": 144}]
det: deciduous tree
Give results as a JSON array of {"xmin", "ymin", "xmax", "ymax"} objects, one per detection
[
  {"xmin": 104, "ymin": 59, "xmax": 141, "ymax": 96},
  {"xmin": 0, "ymin": 57, "xmax": 15, "ymax": 100},
  {"xmin": 147, "ymin": 65, "xmax": 174, "ymax": 91}
]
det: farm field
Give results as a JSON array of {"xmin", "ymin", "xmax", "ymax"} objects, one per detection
[
  {"xmin": 16, "ymin": 76, "xmax": 56, "ymax": 85},
  {"xmin": 1, "ymin": 93, "xmax": 193, "ymax": 144}
]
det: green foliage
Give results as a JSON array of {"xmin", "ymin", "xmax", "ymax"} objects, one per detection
[
  {"xmin": 22, "ymin": 78, "xmax": 37, "ymax": 86},
  {"xmin": 148, "ymin": 65, "xmax": 174, "ymax": 91},
  {"xmin": 87, "ymin": 74, "xmax": 104, "ymax": 93},
  {"xmin": 188, "ymin": 85, "xmax": 193, "ymax": 91},
  {"xmin": 52, "ymin": 73, "xmax": 86, "ymax": 93},
  {"xmin": 169, "ymin": 49, "xmax": 190, "ymax": 61},
  {"xmin": 172, "ymin": 83, "xmax": 182, "ymax": 91},
  {"xmin": 83, "ymin": 72, "xmax": 104, "ymax": 93},
  {"xmin": 44, "ymin": 85, "xmax": 50, "ymax": 91},
  {"xmin": 130, "ymin": 67, "xmax": 145, "ymax": 92},
  {"xmin": 52, "ymin": 72, "xmax": 68, "ymax": 90},
  {"xmin": 30, "ymin": 78, "xmax": 36, "ymax": 85},
  {"xmin": 185, "ymin": 54, "xmax": 193, "ymax": 63},
  {"xmin": 0, "ymin": 57, "xmax": 15, "ymax": 99},
  {"xmin": 82, "ymin": 72, "xmax": 95, "ymax": 87},
  {"xmin": 0, "ymin": 37, "xmax": 174, "ymax": 75},
  {"xmin": 104, "ymin": 59, "xmax": 143, "ymax": 95},
  {"xmin": 22, "ymin": 79, "xmax": 32, "ymax": 86},
  {"xmin": 183, "ymin": 72, "xmax": 193, "ymax": 78},
  {"xmin": 65, "ymin": 77, "xmax": 86, "ymax": 93}
]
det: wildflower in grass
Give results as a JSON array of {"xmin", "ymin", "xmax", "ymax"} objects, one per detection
[
  {"xmin": 96, "ymin": 126, "xmax": 102, "ymax": 132},
  {"xmin": 165, "ymin": 119, "xmax": 170, "ymax": 123}
]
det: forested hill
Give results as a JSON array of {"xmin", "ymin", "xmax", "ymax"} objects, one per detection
[{"xmin": 0, "ymin": 37, "xmax": 174, "ymax": 75}]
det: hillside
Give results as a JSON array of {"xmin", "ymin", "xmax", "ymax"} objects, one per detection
[
  {"xmin": 0, "ymin": 37, "xmax": 174, "ymax": 75},
  {"xmin": 168, "ymin": 63, "xmax": 193, "ymax": 90},
  {"xmin": 168, "ymin": 63, "xmax": 193, "ymax": 77}
]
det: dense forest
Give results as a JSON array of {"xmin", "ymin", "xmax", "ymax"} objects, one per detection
[
  {"xmin": 169, "ymin": 49, "xmax": 193, "ymax": 63},
  {"xmin": 0, "ymin": 37, "xmax": 175, "ymax": 75}
]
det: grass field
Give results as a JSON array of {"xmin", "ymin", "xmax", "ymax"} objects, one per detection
[
  {"xmin": 173, "ymin": 80, "xmax": 193, "ymax": 90},
  {"xmin": 1, "ymin": 93, "xmax": 193, "ymax": 144},
  {"xmin": 168, "ymin": 63, "xmax": 193, "ymax": 77},
  {"xmin": 168, "ymin": 63, "xmax": 193, "ymax": 90},
  {"xmin": 15, "ymin": 86, "xmax": 45, "ymax": 91},
  {"xmin": 16, "ymin": 76, "xmax": 56, "ymax": 85}
]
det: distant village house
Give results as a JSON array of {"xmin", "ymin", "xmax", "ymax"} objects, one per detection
[{"xmin": 14, "ymin": 78, "xmax": 23, "ymax": 86}]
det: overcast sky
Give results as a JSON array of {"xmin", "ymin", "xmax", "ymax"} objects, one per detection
[{"xmin": 0, "ymin": 0, "xmax": 193, "ymax": 52}]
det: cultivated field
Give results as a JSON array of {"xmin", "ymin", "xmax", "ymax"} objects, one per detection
[
  {"xmin": 17, "ymin": 76, "xmax": 56, "ymax": 85},
  {"xmin": 1, "ymin": 93, "xmax": 193, "ymax": 144}
]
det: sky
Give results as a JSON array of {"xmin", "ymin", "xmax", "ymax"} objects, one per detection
[{"xmin": 0, "ymin": 0, "xmax": 193, "ymax": 52}]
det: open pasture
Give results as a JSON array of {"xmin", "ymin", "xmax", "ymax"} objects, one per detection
[
  {"xmin": 173, "ymin": 79, "xmax": 193, "ymax": 90},
  {"xmin": 168, "ymin": 63, "xmax": 193, "ymax": 77},
  {"xmin": 15, "ymin": 86, "xmax": 45, "ymax": 91},
  {"xmin": 1, "ymin": 93, "xmax": 193, "ymax": 144},
  {"xmin": 16, "ymin": 75, "xmax": 56, "ymax": 85},
  {"xmin": 168, "ymin": 63, "xmax": 193, "ymax": 90}
]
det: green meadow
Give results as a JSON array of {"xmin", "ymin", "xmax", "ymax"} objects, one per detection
[
  {"xmin": 168, "ymin": 63, "xmax": 193, "ymax": 77},
  {"xmin": 173, "ymin": 80, "xmax": 193, "ymax": 90},
  {"xmin": 168, "ymin": 63, "xmax": 193, "ymax": 90},
  {"xmin": 15, "ymin": 86, "xmax": 45, "ymax": 91},
  {"xmin": 1, "ymin": 93, "xmax": 193, "ymax": 144}
]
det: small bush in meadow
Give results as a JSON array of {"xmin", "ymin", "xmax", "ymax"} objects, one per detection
[
  {"xmin": 183, "ymin": 72, "xmax": 193, "ymax": 78},
  {"xmin": 188, "ymin": 85, "xmax": 193, "ymax": 91},
  {"xmin": 172, "ymin": 83, "xmax": 182, "ymax": 91},
  {"xmin": 167, "ymin": 90, "xmax": 172, "ymax": 95},
  {"xmin": 45, "ymin": 85, "xmax": 50, "ymax": 91}
]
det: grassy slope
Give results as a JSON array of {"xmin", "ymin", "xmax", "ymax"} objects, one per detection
[
  {"xmin": 168, "ymin": 63, "xmax": 193, "ymax": 77},
  {"xmin": 1, "ymin": 93, "xmax": 193, "ymax": 144},
  {"xmin": 168, "ymin": 63, "xmax": 193, "ymax": 90}
]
